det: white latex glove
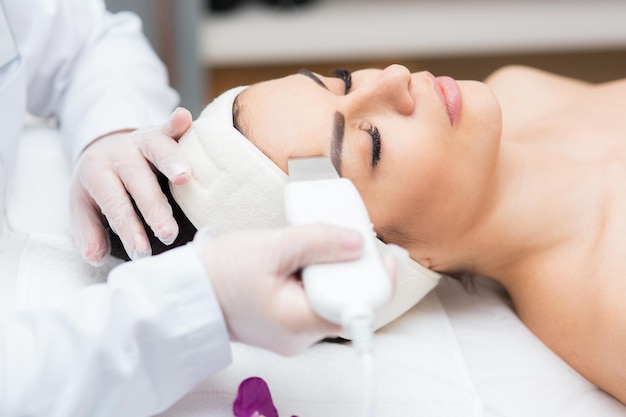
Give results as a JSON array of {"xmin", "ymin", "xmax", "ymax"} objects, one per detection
[
  {"xmin": 195, "ymin": 224, "xmax": 380, "ymax": 356},
  {"xmin": 70, "ymin": 108, "xmax": 193, "ymax": 265}
]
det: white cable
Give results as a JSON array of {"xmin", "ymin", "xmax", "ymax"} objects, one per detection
[
  {"xmin": 360, "ymin": 351, "xmax": 374, "ymax": 417},
  {"xmin": 347, "ymin": 316, "xmax": 375, "ymax": 417}
]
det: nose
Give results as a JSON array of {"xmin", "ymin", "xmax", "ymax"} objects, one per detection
[{"xmin": 347, "ymin": 64, "xmax": 414, "ymax": 116}]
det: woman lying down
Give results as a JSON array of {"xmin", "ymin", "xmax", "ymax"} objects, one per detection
[{"xmin": 110, "ymin": 64, "xmax": 626, "ymax": 405}]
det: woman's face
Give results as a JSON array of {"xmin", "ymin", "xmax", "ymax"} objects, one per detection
[{"xmin": 235, "ymin": 64, "xmax": 502, "ymax": 259}]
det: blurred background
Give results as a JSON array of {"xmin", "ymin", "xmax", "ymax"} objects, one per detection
[{"xmin": 105, "ymin": 0, "xmax": 626, "ymax": 117}]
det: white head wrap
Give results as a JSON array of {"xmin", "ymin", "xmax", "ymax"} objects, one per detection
[
  {"xmin": 171, "ymin": 85, "xmax": 441, "ymax": 332},
  {"xmin": 170, "ymin": 86, "xmax": 288, "ymax": 235}
]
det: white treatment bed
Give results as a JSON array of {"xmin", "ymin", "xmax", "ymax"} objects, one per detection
[{"xmin": 2, "ymin": 124, "xmax": 625, "ymax": 417}]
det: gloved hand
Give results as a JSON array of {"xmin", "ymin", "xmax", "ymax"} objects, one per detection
[
  {"xmin": 70, "ymin": 107, "xmax": 193, "ymax": 265},
  {"xmin": 195, "ymin": 224, "xmax": 393, "ymax": 356}
]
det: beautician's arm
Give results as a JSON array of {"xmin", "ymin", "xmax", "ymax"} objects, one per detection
[
  {"xmin": 8, "ymin": 0, "xmax": 186, "ymax": 264},
  {"xmin": 12, "ymin": 0, "xmax": 179, "ymax": 158},
  {"xmin": 0, "ymin": 224, "xmax": 364, "ymax": 416},
  {"xmin": 0, "ymin": 245, "xmax": 228, "ymax": 417}
]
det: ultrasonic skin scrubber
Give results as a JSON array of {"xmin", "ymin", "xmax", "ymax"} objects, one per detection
[{"xmin": 285, "ymin": 156, "xmax": 393, "ymax": 417}]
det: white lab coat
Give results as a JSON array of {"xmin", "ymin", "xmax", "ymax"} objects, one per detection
[
  {"xmin": 1, "ymin": 245, "xmax": 232, "ymax": 417},
  {"xmin": 0, "ymin": 0, "xmax": 233, "ymax": 415},
  {"xmin": 1, "ymin": 0, "xmax": 179, "ymax": 173}
]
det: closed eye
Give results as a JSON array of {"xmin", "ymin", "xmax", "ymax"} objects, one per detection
[
  {"xmin": 366, "ymin": 124, "xmax": 381, "ymax": 168},
  {"xmin": 331, "ymin": 68, "xmax": 352, "ymax": 94}
]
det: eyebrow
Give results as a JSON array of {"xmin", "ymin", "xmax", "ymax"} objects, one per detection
[
  {"xmin": 297, "ymin": 70, "xmax": 344, "ymax": 175},
  {"xmin": 297, "ymin": 68, "xmax": 328, "ymax": 90},
  {"xmin": 331, "ymin": 112, "xmax": 345, "ymax": 176}
]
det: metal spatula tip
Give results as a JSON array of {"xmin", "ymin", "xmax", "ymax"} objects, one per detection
[{"xmin": 287, "ymin": 157, "xmax": 340, "ymax": 182}]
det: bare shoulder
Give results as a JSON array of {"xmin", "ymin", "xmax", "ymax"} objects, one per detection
[
  {"xmin": 584, "ymin": 274, "xmax": 626, "ymax": 404},
  {"xmin": 484, "ymin": 65, "xmax": 590, "ymax": 85},
  {"xmin": 485, "ymin": 65, "xmax": 590, "ymax": 93},
  {"xmin": 483, "ymin": 66, "xmax": 594, "ymax": 130},
  {"xmin": 512, "ymin": 262, "xmax": 626, "ymax": 404},
  {"xmin": 484, "ymin": 65, "xmax": 540, "ymax": 84}
]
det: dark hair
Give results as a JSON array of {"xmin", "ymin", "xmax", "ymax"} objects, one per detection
[{"xmin": 108, "ymin": 172, "xmax": 198, "ymax": 261}]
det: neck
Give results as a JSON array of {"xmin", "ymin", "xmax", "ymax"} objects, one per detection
[{"xmin": 435, "ymin": 139, "xmax": 603, "ymax": 290}]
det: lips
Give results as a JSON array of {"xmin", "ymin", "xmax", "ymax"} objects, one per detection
[{"xmin": 434, "ymin": 76, "xmax": 462, "ymax": 126}]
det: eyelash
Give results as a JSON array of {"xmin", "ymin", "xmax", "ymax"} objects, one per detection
[
  {"xmin": 331, "ymin": 68, "xmax": 352, "ymax": 94},
  {"xmin": 366, "ymin": 124, "xmax": 381, "ymax": 168},
  {"xmin": 331, "ymin": 68, "xmax": 381, "ymax": 168}
]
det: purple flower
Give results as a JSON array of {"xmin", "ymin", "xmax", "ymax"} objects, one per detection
[{"xmin": 233, "ymin": 377, "xmax": 282, "ymax": 417}]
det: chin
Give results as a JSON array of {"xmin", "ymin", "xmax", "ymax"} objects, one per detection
[{"xmin": 457, "ymin": 80, "xmax": 502, "ymax": 140}]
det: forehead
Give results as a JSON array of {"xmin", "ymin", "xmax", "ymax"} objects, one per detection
[{"xmin": 237, "ymin": 74, "xmax": 332, "ymax": 172}]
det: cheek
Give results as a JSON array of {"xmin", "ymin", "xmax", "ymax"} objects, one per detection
[
  {"xmin": 360, "ymin": 127, "xmax": 444, "ymax": 204},
  {"xmin": 355, "ymin": 163, "xmax": 426, "ymax": 238}
]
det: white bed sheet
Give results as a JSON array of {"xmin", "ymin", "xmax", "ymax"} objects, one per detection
[
  {"xmin": 438, "ymin": 277, "xmax": 626, "ymax": 416},
  {"xmin": 3, "ymin": 125, "xmax": 625, "ymax": 417}
]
